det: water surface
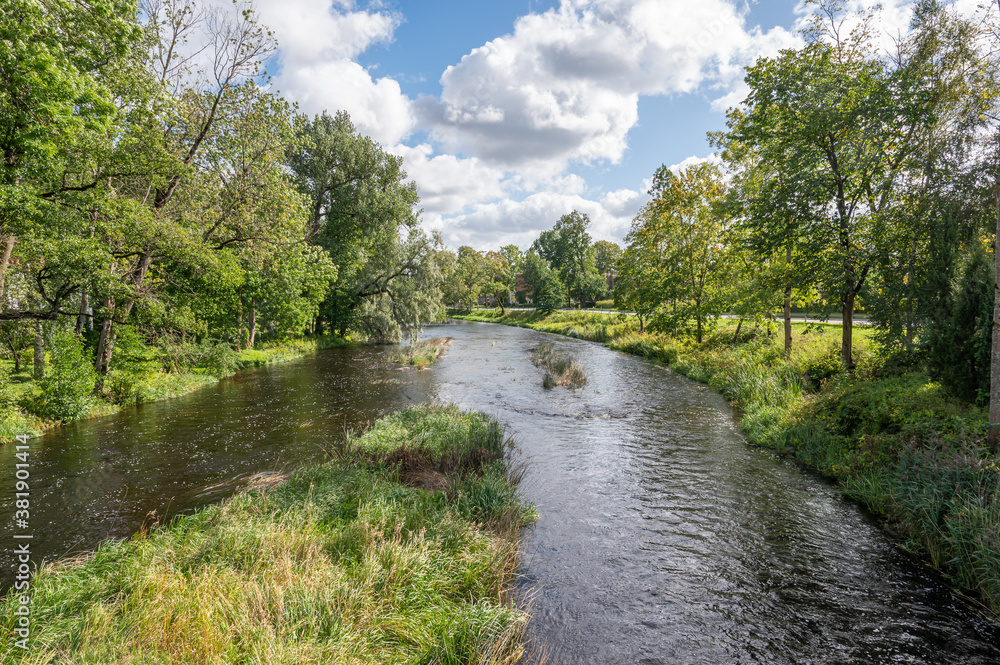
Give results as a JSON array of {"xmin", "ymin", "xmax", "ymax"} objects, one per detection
[{"xmin": 4, "ymin": 323, "xmax": 998, "ymax": 663}]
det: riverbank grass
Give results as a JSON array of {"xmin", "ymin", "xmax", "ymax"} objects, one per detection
[
  {"xmin": 0, "ymin": 405, "xmax": 536, "ymax": 664},
  {"xmin": 453, "ymin": 310, "xmax": 1000, "ymax": 618}
]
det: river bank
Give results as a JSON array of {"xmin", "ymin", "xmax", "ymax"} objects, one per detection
[
  {"xmin": 0, "ymin": 336, "xmax": 353, "ymax": 445},
  {"xmin": 451, "ymin": 309, "xmax": 1000, "ymax": 619},
  {"xmin": 0, "ymin": 405, "xmax": 535, "ymax": 664}
]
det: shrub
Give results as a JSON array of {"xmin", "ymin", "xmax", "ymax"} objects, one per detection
[
  {"xmin": 28, "ymin": 329, "xmax": 97, "ymax": 421},
  {"xmin": 802, "ymin": 344, "xmax": 843, "ymax": 390}
]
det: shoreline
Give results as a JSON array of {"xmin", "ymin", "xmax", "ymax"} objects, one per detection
[
  {"xmin": 450, "ymin": 309, "xmax": 1000, "ymax": 621},
  {"xmin": 0, "ymin": 405, "xmax": 535, "ymax": 663}
]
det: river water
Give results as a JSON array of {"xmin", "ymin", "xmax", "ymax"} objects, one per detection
[{"xmin": 3, "ymin": 322, "xmax": 999, "ymax": 663}]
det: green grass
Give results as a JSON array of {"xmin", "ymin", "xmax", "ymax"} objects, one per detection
[
  {"xmin": 0, "ymin": 405, "xmax": 536, "ymax": 665},
  {"xmin": 453, "ymin": 310, "xmax": 1000, "ymax": 618}
]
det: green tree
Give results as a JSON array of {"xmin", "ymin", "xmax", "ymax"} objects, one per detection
[
  {"xmin": 623, "ymin": 163, "xmax": 728, "ymax": 343},
  {"xmin": 287, "ymin": 111, "xmax": 432, "ymax": 338},
  {"xmin": 520, "ymin": 251, "xmax": 566, "ymax": 313},
  {"xmin": 716, "ymin": 0, "xmax": 990, "ymax": 367},
  {"xmin": 592, "ymin": 240, "xmax": 622, "ymax": 278},
  {"xmin": 532, "ymin": 211, "xmax": 603, "ymax": 306}
]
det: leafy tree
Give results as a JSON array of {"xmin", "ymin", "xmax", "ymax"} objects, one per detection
[
  {"xmin": 287, "ymin": 111, "xmax": 433, "ymax": 338},
  {"xmin": 623, "ymin": 163, "xmax": 728, "ymax": 343},
  {"xmin": 532, "ymin": 211, "xmax": 602, "ymax": 306},
  {"xmin": 520, "ymin": 252, "xmax": 566, "ymax": 313},
  {"xmin": 714, "ymin": 0, "xmax": 984, "ymax": 367},
  {"xmin": 28, "ymin": 328, "xmax": 97, "ymax": 421},
  {"xmin": 592, "ymin": 240, "xmax": 622, "ymax": 278}
]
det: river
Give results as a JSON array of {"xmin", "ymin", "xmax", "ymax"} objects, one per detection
[{"xmin": 3, "ymin": 322, "xmax": 999, "ymax": 663}]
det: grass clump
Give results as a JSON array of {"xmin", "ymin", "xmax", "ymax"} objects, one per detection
[
  {"xmin": 531, "ymin": 342, "xmax": 587, "ymax": 390},
  {"xmin": 0, "ymin": 405, "xmax": 535, "ymax": 665},
  {"xmin": 390, "ymin": 337, "xmax": 453, "ymax": 369}
]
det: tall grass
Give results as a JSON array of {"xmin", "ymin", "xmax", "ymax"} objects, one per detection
[
  {"xmin": 531, "ymin": 342, "xmax": 587, "ymax": 389},
  {"xmin": 390, "ymin": 338, "xmax": 453, "ymax": 369},
  {"xmin": 0, "ymin": 405, "xmax": 536, "ymax": 664}
]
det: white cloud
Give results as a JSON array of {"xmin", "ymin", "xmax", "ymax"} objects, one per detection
[
  {"xmin": 258, "ymin": 0, "xmax": 416, "ymax": 144},
  {"xmin": 668, "ymin": 153, "xmax": 723, "ymax": 174},
  {"xmin": 417, "ymin": 0, "xmax": 799, "ymax": 172},
  {"xmin": 390, "ymin": 144, "xmax": 508, "ymax": 215},
  {"xmin": 429, "ymin": 186, "xmax": 646, "ymax": 250}
]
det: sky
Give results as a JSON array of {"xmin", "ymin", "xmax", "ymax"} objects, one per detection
[{"xmin": 248, "ymin": 0, "xmax": 984, "ymax": 251}]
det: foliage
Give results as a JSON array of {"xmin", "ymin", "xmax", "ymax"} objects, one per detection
[
  {"xmin": 532, "ymin": 210, "xmax": 605, "ymax": 305},
  {"xmin": 926, "ymin": 246, "xmax": 993, "ymax": 404},
  {"xmin": 622, "ymin": 162, "xmax": 728, "ymax": 342},
  {"xmin": 519, "ymin": 251, "xmax": 567, "ymax": 313},
  {"xmin": 27, "ymin": 330, "xmax": 97, "ymax": 421}
]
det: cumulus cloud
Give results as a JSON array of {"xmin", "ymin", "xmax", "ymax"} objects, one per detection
[
  {"xmin": 428, "ymin": 186, "xmax": 647, "ymax": 250},
  {"xmin": 417, "ymin": 0, "xmax": 799, "ymax": 172},
  {"xmin": 257, "ymin": 0, "xmax": 415, "ymax": 144},
  {"xmin": 390, "ymin": 144, "xmax": 509, "ymax": 215}
]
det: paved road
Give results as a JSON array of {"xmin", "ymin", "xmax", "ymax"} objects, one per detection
[{"xmin": 480, "ymin": 307, "xmax": 870, "ymax": 326}]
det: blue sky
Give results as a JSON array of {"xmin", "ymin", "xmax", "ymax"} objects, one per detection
[{"xmin": 253, "ymin": 0, "xmax": 942, "ymax": 250}]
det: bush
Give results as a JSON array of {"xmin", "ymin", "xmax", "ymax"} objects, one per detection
[
  {"xmin": 802, "ymin": 344, "xmax": 843, "ymax": 390},
  {"xmin": 200, "ymin": 342, "xmax": 241, "ymax": 377},
  {"xmin": 28, "ymin": 329, "xmax": 96, "ymax": 421}
]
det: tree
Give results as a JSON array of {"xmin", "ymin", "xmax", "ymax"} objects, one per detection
[
  {"xmin": 622, "ymin": 163, "xmax": 728, "ymax": 343},
  {"xmin": 520, "ymin": 251, "xmax": 566, "ymax": 313},
  {"xmin": 532, "ymin": 210, "xmax": 602, "ymax": 306},
  {"xmin": 717, "ymin": 0, "xmax": 991, "ymax": 368},
  {"xmin": 592, "ymin": 240, "xmax": 622, "ymax": 278},
  {"xmin": 287, "ymin": 111, "xmax": 433, "ymax": 338}
]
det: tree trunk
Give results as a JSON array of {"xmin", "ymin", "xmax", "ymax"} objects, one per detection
[
  {"xmin": 100, "ymin": 252, "xmax": 152, "ymax": 374},
  {"xmin": 75, "ymin": 291, "xmax": 89, "ymax": 336},
  {"xmin": 696, "ymin": 303, "xmax": 703, "ymax": 344},
  {"xmin": 784, "ymin": 245, "xmax": 792, "ymax": 358},
  {"xmin": 989, "ymin": 176, "xmax": 1000, "ymax": 451},
  {"xmin": 248, "ymin": 298, "xmax": 257, "ymax": 348},
  {"xmin": 733, "ymin": 317, "xmax": 744, "ymax": 344},
  {"xmin": 12, "ymin": 349, "xmax": 20, "ymax": 373},
  {"xmin": 32, "ymin": 322, "xmax": 44, "ymax": 381},
  {"xmin": 842, "ymin": 291, "xmax": 854, "ymax": 370},
  {"xmin": 0, "ymin": 235, "xmax": 15, "ymax": 307},
  {"xmin": 94, "ymin": 298, "xmax": 115, "ymax": 380}
]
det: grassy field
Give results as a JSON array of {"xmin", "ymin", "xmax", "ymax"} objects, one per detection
[
  {"xmin": 0, "ymin": 336, "xmax": 352, "ymax": 445},
  {"xmin": 452, "ymin": 309, "xmax": 1000, "ymax": 618},
  {"xmin": 0, "ymin": 405, "xmax": 536, "ymax": 664}
]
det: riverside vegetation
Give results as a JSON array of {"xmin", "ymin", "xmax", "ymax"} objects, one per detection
[
  {"xmin": 453, "ymin": 309, "xmax": 1000, "ymax": 619},
  {"xmin": 390, "ymin": 338, "xmax": 453, "ymax": 369},
  {"xmin": 0, "ymin": 335, "xmax": 350, "ymax": 444},
  {"xmin": 0, "ymin": 405, "xmax": 536, "ymax": 664},
  {"xmin": 531, "ymin": 342, "xmax": 588, "ymax": 389}
]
